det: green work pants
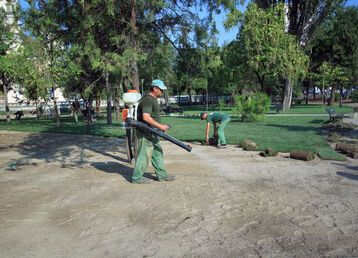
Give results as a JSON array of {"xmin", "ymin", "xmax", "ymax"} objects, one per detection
[
  {"xmin": 218, "ymin": 117, "xmax": 231, "ymax": 145},
  {"xmin": 132, "ymin": 130, "xmax": 168, "ymax": 182}
]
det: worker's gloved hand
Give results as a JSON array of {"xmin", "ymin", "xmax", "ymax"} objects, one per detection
[{"xmin": 160, "ymin": 124, "xmax": 170, "ymax": 132}]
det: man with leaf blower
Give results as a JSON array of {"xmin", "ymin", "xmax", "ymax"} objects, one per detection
[{"xmin": 131, "ymin": 79, "xmax": 176, "ymax": 184}]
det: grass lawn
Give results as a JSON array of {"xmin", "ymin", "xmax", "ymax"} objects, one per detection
[
  {"xmin": 0, "ymin": 114, "xmax": 345, "ymax": 161},
  {"xmin": 162, "ymin": 116, "xmax": 345, "ymax": 161},
  {"xmin": 181, "ymin": 103, "xmax": 353, "ymax": 116}
]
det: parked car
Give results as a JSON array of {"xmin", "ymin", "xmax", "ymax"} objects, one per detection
[{"xmin": 161, "ymin": 104, "xmax": 183, "ymax": 114}]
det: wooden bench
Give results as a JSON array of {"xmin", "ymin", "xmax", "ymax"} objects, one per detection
[
  {"xmin": 326, "ymin": 107, "xmax": 344, "ymax": 121},
  {"xmin": 14, "ymin": 111, "xmax": 24, "ymax": 120},
  {"xmin": 275, "ymin": 104, "xmax": 282, "ymax": 113}
]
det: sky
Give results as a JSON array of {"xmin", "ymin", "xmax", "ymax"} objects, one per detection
[
  {"xmin": 214, "ymin": 0, "xmax": 358, "ymax": 45},
  {"xmin": 212, "ymin": 9, "xmax": 240, "ymax": 46},
  {"xmin": 18, "ymin": 0, "xmax": 358, "ymax": 46}
]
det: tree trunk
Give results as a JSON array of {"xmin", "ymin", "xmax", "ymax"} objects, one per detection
[
  {"xmin": 231, "ymin": 91, "xmax": 236, "ymax": 106},
  {"xmin": 188, "ymin": 85, "xmax": 192, "ymax": 105},
  {"xmin": 113, "ymin": 83, "xmax": 121, "ymax": 121},
  {"xmin": 305, "ymin": 87, "xmax": 309, "ymax": 104},
  {"xmin": 255, "ymin": 72, "xmax": 265, "ymax": 94},
  {"xmin": 164, "ymin": 90, "xmax": 169, "ymax": 107},
  {"xmin": 114, "ymin": 93, "xmax": 120, "ymax": 121},
  {"xmin": 2, "ymin": 82, "xmax": 10, "ymax": 123},
  {"xmin": 304, "ymin": 80, "xmax": 309, "ymax": 105},
  {"xmin": 339, "ymin": 88, "xmax": 343, "ymax": 107},
  {"xmin": 105, "ymin": 70, "xmax": 112, "ymax": 125},
  {"xmin": 52, "ymin": 87, "xmax": 60, "ymax": 127},
  {"xmin": 130, "ymin": 0, "xmax": 140, "ymax": 91},
  {"xmin": 96, "ymin": 95, "xmax": 100, "ymax": 113},
  {"xmin": 328, "ymin": 86, "xmax": 335, "ymax": 106},
  {"xmin": 122, "ymin": 77, "xmax": 129, "ymax": 93},
  {"xmin": 282, "ymin": 79, "xmax": 293, "ymax": 111},
  {"xmin": 86, "ymin": 99, "xmax": 93, "ymax": 134},
  {"xmin": 206, "ymin": 78, "xmax": 209, "ymax": 111},
  {"xmin": 35, "ymin": 101, "xmax": 40, "ymax": 120}
]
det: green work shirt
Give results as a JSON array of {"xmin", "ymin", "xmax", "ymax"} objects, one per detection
[
  {"xmin": 207, "ymin": 112, "xmax": 229, "ymax": 123},
  {"xmin": 137, "ymin": 94, "xmax": 161, "ymax": 123}
]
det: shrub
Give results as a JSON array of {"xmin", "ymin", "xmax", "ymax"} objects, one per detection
[
  {"xmin": 334, "ymin": 92, "xmax": 341, "ymax": 101},
  {"xmin": 218, "ymin": 98, "xmax": 226, "ymax": 111},
  {"xmin": 234, "ymin": 93, "xmax": 271, "ymax": 122},
  {"xmin": 295, "ymin": 99, "xmax": 303, "ymax": 105},
  {"xmin": 352, "ymin": 90, "xmax": 358, "ymax": 103}
]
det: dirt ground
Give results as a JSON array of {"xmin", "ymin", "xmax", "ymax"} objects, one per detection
[{"xmin": 1, "ymin": 131, "xmax": 358, "ymax": 258}]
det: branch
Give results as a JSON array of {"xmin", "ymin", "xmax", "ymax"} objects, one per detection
[{"xmin": 153, "ymin": 23, "xmax": 185, "ymax": 58}]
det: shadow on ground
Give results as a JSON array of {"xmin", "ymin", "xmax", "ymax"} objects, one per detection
[
  {"xmin": 333, "ymin": 162, "xmax": 358, "ymax": 171},
  {"xmin": 336, "ymin": 172, "xmax": 358, "ymax": 181},
  {"xmin": 333, "ymin": 162, "xmax": 358, "ymax": 181},
  {"xmin": 8, "ymin": 132, "xmax": 129, "ymax": 173},
  {"xmin": 91, "ymin": 161, "xmax": 156, "ymax": 182}
]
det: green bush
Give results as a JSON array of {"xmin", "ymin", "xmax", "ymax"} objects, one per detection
[
  {"xmin": 234, "ymin": 93, "xmax": 271, "ymax": 122},
  {"xmin": 218, "ymin": 98, "xmax": 226, "ymax": 111},
  {"xmin": 334, "ymin": 92, "xmax": 341, "ymax": 101},
  {"xmin": 352, "ymin": 90, "xmax": 358, "ymax": 103},
  {"xmin": 295, "ymin": 99, "xmax": 303, "ymax": 105}
]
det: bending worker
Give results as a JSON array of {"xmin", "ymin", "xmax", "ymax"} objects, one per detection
[
  {"xmin": 201, "ymin": 112, "xmax": 231, "ymax": 148},
  {"xmin": 132, "ymin": 79, "xmax": 175, "ymax": 184}
]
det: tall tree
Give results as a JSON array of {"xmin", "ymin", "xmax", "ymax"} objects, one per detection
[
  {"xmin": 0, "ymin": 3, "xmax": 20, "ymax": 122},
  {"xmin": 253, "ymin": 0, "xmax": 346, "ymax": 109},
  {"xmin": 309, "ymin": 6, "xmax": 358, "ymax": 105},
  {"xmin": 240, "ymin": 3, "xmax": 308, "ymax": 109},
  {"xmin": 23, "ymin": 1, "xmax": 71, "ymax": 126},
  {"xmin": 23, "ymin": 0, "xmax": 230, "ymax": 124}
]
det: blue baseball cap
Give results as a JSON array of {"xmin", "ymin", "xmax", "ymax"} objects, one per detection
[{"xmin": 152, "ymin": 79, "xmax": 167, "ymax": 90}]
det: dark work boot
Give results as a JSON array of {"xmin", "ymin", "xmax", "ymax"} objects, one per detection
[
  {"xmin": 158, "ymin": 175, "xmax": 176, "ymax": 182},
  {"xmin": 132, "ymin": 178, "xmax": 152, "ymax": 184},
  {"xmin": 217, "ymin": 144, "xmax": 227, "ymax": 149}
]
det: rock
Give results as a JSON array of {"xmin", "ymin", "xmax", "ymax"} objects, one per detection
[
  {"xmin": 260, "ymin": 148, "xmax": 278, "ymax": 157},
  {"xmin": 290, "ymin": 150, "xmax": 315, "ymax": 161},
  {"xmin": 327, "ymin": 132, "xmax": 341, "ymax": 142},
  {"xmin": 240, "ymin": 139, "xmax": 257, "ymax": 151},
  {"xmin": 336, "ymin": 143, "xmax": 358, "ymax": 158}
]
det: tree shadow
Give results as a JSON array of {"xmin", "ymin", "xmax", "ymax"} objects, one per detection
[
  {"xmin": 264, "ymin": 123, "xmax": 320, "ymax": 133},
  {"xmin": 336, "ymin": 172, "xmax": 358, "ymax": 181},
  {"xmin": 332, "ymin": 162, "xmax": 358, "ymax": 171},
  {"xmin": 165, "ymin": 115, "xmax": 201, "ymax": 120},
  {"xmin": 14, "ymin": 131, "xmax": 128, "ymax": 168},
  {"xmin": 6, "ymin": 129, "xmax": 165, "ymax": 183},
  {"xmin": 90, "ymin": 161, "xmax": 156, "ymax": 182},
  {"xmin": 310, "ymin": 119, "xmax": 326, "ymax": 124},
  {"xmin": 332, "ymin": 162, "xmax": 358, "ymax": 181}
]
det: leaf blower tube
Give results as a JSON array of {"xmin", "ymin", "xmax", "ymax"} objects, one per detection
[{"xmin": 126, "ymin": 118, "xmax": 192, "ymax": 152}]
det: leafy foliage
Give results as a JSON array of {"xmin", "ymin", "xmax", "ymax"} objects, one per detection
[
  {"xmin": 242, "ymin": 3, "xmax": 308, "ymax": 84},
  {"xmin": 351, "ymin": 90, "xmax": 358, "ymax": 103},
  {"xmin": 234, "ymin": 92, "xmax": 271, "ymax": 122},
  {"xmin": 218, "ymin": 98, "xmax": 226, "ymax": 111}
]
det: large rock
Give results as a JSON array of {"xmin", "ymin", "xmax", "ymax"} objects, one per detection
[
  {"xmin": 240, "ymin": 139, "xmax": 257, "ymax": 151},
  {"xmin": 290, "ymin": 150, "xmax": 315, "ymax": 161}
]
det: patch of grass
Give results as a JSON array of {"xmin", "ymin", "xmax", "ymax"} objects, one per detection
[
  {"xmin": 181, "ymin": 104, "xmax": 353, "ymax": 116},
  {"xmin": 278, "ymin": 104, "xmax": 353, "ymax": 114},
  {"xmin": 318, "ymin": 149, "xmax": 346, "ymax": 161},
  {"xmin": 0, "ymin": 117, "xmax": 126, "ymax": 137},
  {"xmin": 161, "ymin": 116, "xmax": 345, "ymax": 161},
  {"xmin": 0, "ymin": 114, "xmax": 346, "ymax": 160}
]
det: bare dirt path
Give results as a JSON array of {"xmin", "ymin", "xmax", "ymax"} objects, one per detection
[{"xmin": 0, "ymin": 131, "xmax": 358, "ymax": 258}]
